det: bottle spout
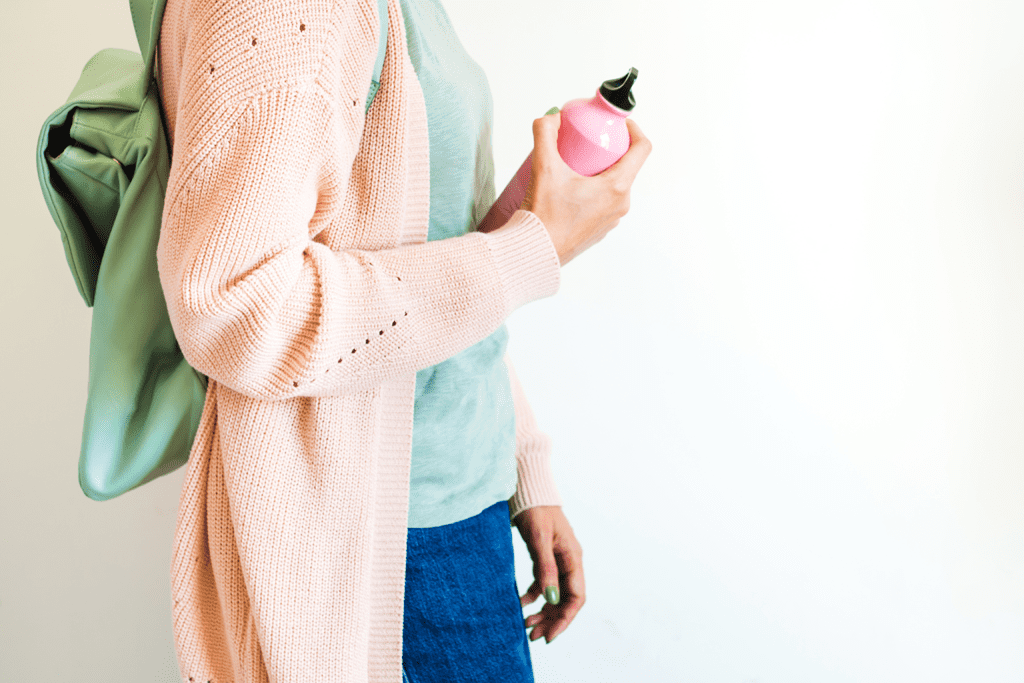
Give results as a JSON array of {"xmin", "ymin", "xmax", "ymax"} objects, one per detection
[{"xmin": 599, "ymin": 67, "xmax": 639, "ymax": 112}]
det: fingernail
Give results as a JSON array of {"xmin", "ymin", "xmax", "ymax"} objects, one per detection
[
  {"xmin": 544, "ymin": 585, "xmax": 560, "ymax": 605},
  {"xmin": 545, "ymin": 106, "xmax": 560, "ymax": 116}
]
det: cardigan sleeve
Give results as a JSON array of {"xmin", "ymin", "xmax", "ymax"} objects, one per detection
[
  {"xmin": 504, "ymin": 353, "xmax": 563, "ymax": 523},
  {"xmin": 156, "ymin": 0, "xmax": 561, "ymax": 402}
]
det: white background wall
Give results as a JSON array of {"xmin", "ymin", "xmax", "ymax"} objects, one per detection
[{"xmin": 2, "ymin": 0, "xmax": 1022, "ymax": 681}]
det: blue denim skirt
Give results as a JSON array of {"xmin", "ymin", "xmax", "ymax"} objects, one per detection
[{"xmin": 402, "ymin": 499, "xmax": 535, "ymax": 683}]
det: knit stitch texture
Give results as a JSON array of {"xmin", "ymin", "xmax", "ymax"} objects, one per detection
[{"xmin": 156, "ymin": 0, "xmax": 563, "ymax": 681}]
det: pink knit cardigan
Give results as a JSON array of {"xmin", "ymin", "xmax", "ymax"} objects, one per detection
[{"xmin": 156, "ymin": 0, "xmax": 564, "ymax": 681}]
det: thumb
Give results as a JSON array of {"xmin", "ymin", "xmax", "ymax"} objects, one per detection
[{"xmin": 531, "ymin": 107, "xmax": 563, "ymax": 174}]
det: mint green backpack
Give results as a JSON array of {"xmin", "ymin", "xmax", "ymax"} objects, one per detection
[{"xmin": 35, "ymin": 0, "xmax": 389, "ymax": 501}]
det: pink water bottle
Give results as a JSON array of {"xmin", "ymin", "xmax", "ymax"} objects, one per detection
[{"xmin": 476, "ymin": 67, "xmax": 639, "ymax": 234}]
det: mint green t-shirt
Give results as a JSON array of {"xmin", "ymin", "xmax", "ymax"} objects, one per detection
[{"xmin": 398, "ymin": 0, "xmax": 518, "ymax": 528}]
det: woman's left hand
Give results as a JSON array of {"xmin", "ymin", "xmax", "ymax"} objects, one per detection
[{"xmin": 512, "ymin": 505, "xmax": 586, "ymax": 644}]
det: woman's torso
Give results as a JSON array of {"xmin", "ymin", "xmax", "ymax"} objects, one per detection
[{"xmin": 399, "ymin": 0, "xmax": 518, "ymax": 529}]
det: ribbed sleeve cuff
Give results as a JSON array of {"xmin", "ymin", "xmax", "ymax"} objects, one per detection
[
  {"xmin": 483, "ymin": 209, "xmax": 561, "ymax": 314},
  {"xmin": 508, "ymin": 443, "xmax": 564, "ymax": 523},
  {"xmin": 504, "ymin": 352, "xmax": 564, "ymax": 524}
]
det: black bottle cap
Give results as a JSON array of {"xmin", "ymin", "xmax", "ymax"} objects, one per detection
[{"xmin": 599, "ymin": 67, "xmax": 639, "ymax": 111}]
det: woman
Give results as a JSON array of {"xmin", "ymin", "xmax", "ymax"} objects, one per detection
[{"xmin": 155, "ymin": 0, "xmax": 651, "ymax": 680}]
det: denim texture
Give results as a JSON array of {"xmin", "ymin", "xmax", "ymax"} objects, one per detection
[{"xmin": 402, "ymin": 500, "xmax": 535, "ymax": 683}]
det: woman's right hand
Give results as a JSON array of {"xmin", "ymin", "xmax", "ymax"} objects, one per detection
[{"xmin": 520, "ymin": 112, "xmax": 653, "ymax": 267}]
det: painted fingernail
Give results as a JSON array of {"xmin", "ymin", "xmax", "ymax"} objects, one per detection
[{"xmin": 544, "ymin": 585, "xmax": 560, "ymax": 605}]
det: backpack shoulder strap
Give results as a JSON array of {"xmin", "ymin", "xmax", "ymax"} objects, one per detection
[
  {"xmin": 128, "ymin": 0, "xmax": 165, "ymax": 79},
  {"xmin": 128, "ymin": 0, "xmax": 388, "ymax": 114}
]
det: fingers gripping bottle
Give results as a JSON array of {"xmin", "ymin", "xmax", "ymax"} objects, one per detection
[{"xmin": 476, "ymin": 67, "xmax": 639, "ymax": 234}]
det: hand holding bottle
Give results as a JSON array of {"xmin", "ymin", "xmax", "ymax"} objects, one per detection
[{"xmin": 521, "ymin": 111, "xmax": 652, "ymax": 266}]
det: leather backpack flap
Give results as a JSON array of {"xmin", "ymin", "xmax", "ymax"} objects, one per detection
[{"xmin": 36, "ymin": 48, "xmax": 154, "ymax": 307}]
